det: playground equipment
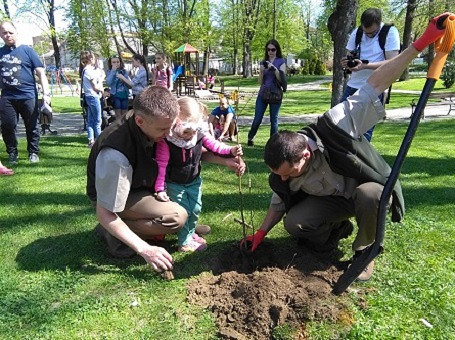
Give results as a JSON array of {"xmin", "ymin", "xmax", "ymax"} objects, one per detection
[
  {"xmin": 49, "ymin": 68, "xmax": 76, "ymax": 96},
  {"xmin": 333, "ymin": 13, "xmax": 455, "ymax": 295},
  {"xmin": 173, "ymin": 43, "xmax": 201, "ymax": 96}
]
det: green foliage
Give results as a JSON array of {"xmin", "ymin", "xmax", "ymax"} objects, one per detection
[
  {"xmin": 441, "ymin": 61, "xmax": 455, "ymax": 89},
  {"xmin": 314, "ymin": 58, "xmax": 326, "ymax": 75}
]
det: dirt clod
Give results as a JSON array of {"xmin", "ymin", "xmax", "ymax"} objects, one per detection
[{"xmin": 187, "ymin": 241, "xmax": 351, "ymax": 339}]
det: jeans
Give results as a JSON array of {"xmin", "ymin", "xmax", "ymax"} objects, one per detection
[
  {"xmin": 166, "ymin": 177, "xmax": 203, "ymax": 246},
  {"xmin": 340, "ymin": 85, "xmax": 384, "ymax": 142},
  {"xmin": 85, "ymin": 94, "xmax": 102, "ymax": 141},
  {"xmin": 248, "ymin": 94, "xmax": 282, "ymax": 141},
  {"xmin": 0, "ymin": 96, "xmax": 40, "ymax": 156}
]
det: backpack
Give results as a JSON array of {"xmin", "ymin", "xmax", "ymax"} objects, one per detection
[{"xmin": 354, "ymin": 24, "xmax": 395, "ymax": 58}]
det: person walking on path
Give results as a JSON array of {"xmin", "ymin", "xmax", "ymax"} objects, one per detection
[
  {"xmin": 0, "ymin": 20, "xmax": 51, "ymax": 164},
  {"xmin": 247, "ymin": 39, "xmax": 286, "ymax": 146}
]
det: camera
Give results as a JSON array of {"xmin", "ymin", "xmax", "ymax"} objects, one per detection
[
  {"xmin": 261, "ymin": 60, "xmax": 268, "ymax": 69},
  {"xmin": 343, "ymin": 49, "xmax": 360, "ymax": 76}
]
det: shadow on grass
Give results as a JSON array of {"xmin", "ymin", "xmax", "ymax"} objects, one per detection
[{"xmin": 16, "ymin": 230, "xmax": 348, "ymax": 281}]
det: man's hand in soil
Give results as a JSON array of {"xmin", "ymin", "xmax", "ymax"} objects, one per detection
[
  {"xmin": 241, "ymin": 229, "xmax": 267, "ymax": 252},
  {"xmin": 138, "ymin": 245, "xmax": 174, "ymax": 272}
]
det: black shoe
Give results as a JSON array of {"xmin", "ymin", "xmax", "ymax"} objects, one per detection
[
  {"xmin": 8, "ymin": 153, "xmax": 18, "ymax": 165},
  {"xmin": 247, "ymin": 140, "xmax": 254, "ymax": 146},
  {"xmin": 95, "ymin": 224, "xmax": 136, "ymax": 258},
  {"xmin": 324, "ymin": 220, "xmax": 354, "ymax": 251}
]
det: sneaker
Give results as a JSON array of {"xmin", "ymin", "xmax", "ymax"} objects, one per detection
[
  {"xmin": 95, "ymin": 224, "xmax": 136, "ymax": 258},
  {"xmin": 354, "ymin": 249, "xmax": 375, "ymax": 281},
  {"xmin": 192, "ymin": 233, "xmax": 207, "ymax": 244},
  {"xmin": 247, "ymin": 140, "xmax": 254, "ymax": 146},
  {"xmin": 29, "ymin": 153, "xmax": 39, "ymax": 163},
  {"xmin": 195, "ymin": 224, "xmax": 211, "ymax": 235},
  {"xmin": 178, "ymin": 239, "xmax": 207, "ymax": 253},
  {"xmin": 8, "ymin": 153, "xmax": 18, "ymax": 165}
]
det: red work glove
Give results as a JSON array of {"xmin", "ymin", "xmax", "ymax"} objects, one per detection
[
  {"xmin": 240, "ymin": 229, "xmax": 267, "ymax": 252},
  {"xmin": 413, "ymin": 13, "xmax": 452, "ymax": 51}
]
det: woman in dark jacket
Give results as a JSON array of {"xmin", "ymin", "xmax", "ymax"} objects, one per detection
[{"xmin": 247, "ymin": 39, "xmax": 286, "ymax": 146}]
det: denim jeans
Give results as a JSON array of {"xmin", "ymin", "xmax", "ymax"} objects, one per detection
[
  {"xmin": 248, "ymin": 94, "xmax": 282, "ymax": 141},
  {"xmin": 340, "ymin": 85, "xmax": 384, "ymax": 142},
  {"xmin": 85, "ymin": 94, "xmax": 102, "ymax": 141},
  {"xmin": 0, "ymin": 96, "xmax": 40, "ymax": 156},
  {"xmin": 166, "ymin": 176, "xmax": 202, "ymax": 246}
]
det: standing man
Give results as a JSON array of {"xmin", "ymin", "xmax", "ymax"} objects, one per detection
[
  {"xmin": 340, "ymin": 8, "xmax": 400, "ymax": 141},
  {"xmin": 0, "ymin": 20, "xmax": 50, "ymax": 164},
  {"xmin": 243, "ymin": 13, "xmax": 449, "ymax": 281}
]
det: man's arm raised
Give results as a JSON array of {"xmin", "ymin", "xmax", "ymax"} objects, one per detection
[{"xmin": 368, "ymin": 13, "xmax": 450, "ymax": 95}]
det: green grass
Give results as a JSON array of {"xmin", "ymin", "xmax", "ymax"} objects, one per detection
[
  {"xmin": 220, "ymin": 74, "xmax": 330, "ymax": 87},
  {"xmin": 1, "ymin": 120, "xmax": 455, "ymax": 339},
  {"xmin": 393, "ymin": 77, "xmax": 455, "ymax": 92},
  {"xmin": 50, "ymin": 96, "xmax": 81, "ymax": 113}
]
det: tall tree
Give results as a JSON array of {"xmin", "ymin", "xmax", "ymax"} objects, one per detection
[
  {"xmin": 3, "ymin": 0, "xmax": 10, "ymax": 18},
  {"xmin": 399, "ymin": 0, "xmax": 418, "ymax": 81},
  {"xmin": 241, "ymin": 0, "xmax": 261, "ymax": 78},
  {"xmin": 328, "ymin": 0, "xmax": 358, "ymax": 106}
]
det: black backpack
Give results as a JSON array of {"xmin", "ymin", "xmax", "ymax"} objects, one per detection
[{"xmin": 354, "ymin": 24, "xmax": 395, "ymax": 58}]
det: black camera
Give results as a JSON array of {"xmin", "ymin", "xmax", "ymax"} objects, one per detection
[
  {"xmin": 261, "ymin": 60, "xmax": 268, "ymax": 69},
  {"xmin": 346, "ymin": 49, "xmax": 360, "ymax": 68}
]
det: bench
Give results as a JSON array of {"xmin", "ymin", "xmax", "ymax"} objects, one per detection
[{"xmin": 410, "ymin": 92, "xmax": 454, "ymax": 119}]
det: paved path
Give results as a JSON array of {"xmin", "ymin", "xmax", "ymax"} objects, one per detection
[{"xmin": 10, "ymin": 102, "xmax": 453, "ymax": 139}]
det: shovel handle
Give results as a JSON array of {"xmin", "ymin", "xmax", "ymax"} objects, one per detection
[{"xmin": 428, "ymin": 14, "xmax": 455, "ymax": 80}]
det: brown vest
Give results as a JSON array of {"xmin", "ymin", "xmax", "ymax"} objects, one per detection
[{"xmin": 86, "ymin": 111, "xmax": 158, "ymax": 203}]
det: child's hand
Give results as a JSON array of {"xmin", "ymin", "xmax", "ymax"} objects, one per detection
[
  {"xmin": 156, "ymin": 191, "xmax": 170, "ymax": 202},
  {"xmin": 231, "ymin": 144, "xmax": 243, "ymax": 156}
]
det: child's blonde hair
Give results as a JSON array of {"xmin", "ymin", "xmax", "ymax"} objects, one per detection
[{"xmin": 177, "ymin": 97, "xmax": 208, "ymax": 123}]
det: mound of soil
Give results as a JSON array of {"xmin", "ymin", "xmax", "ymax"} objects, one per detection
[{"xmin": 187, "ymin": 241, "xmax": 352, "ymax": 339}]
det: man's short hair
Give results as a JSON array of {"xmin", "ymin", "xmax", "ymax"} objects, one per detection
[
  {"xmin": 0, "ymin": 20, "xmax": 16, "ymax": 30},
  {"xmin": 264, "ymin": 131, "xmax": 308, "ymax": 170},
  {"xmin": 133, "ymin": 85, "xmax": 179, "ymax": 121},
  {"xmin": 361, "ymin": 8, "xmax": 382, "ymax": 28}
]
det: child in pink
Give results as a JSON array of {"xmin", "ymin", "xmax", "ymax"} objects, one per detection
[{"xmin": 155, "ymin": 97, "xmax": 243, "ymax": 252}]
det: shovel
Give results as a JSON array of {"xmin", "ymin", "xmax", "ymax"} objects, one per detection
[{"xmin": 333, "ymin": 14, "xmax": 455, "ymax": 295}]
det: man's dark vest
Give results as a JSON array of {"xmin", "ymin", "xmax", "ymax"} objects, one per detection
[
  {"xmin": 86, "ymin": 111, "xmax": 158, "ymax": 203},
  {"xmin": 269, "ymin": 115, "xmax": 405, "ymax": 222},
  {"xmin": 165, "ymin": 138, "xmax": 203, "ymax": 184}
]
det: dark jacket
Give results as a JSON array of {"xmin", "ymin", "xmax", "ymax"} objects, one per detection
[
  {"xmin": 269, "ymin": 114, "xmax": 405, "ymax": 222},
  {"xmin": 86, "ymin": 111, "xmax": 158, "ymax": 203},
  {"xmin": 166, "ymin": 137, "xmax": 203, "ymax": 184}
]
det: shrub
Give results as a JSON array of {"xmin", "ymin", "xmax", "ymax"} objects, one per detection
[
  {"xmin": 441, "ymin": 61, "xmax": 455, "ymax": 89},
  {"xmin": 314, "ymin": 59, "xmax": 326, "ymax": 75}
]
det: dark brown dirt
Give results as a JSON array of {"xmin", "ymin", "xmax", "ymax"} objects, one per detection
[{"xmin": 187, "ymin": 241, "xmax": 352, "ymax": 339}]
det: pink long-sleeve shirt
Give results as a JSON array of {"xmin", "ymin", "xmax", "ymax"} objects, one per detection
[{"xmin": 155, "ymin": 132, "xmax": 233, "ymax": 192}]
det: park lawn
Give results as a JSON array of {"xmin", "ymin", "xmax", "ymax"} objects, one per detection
[
  {"xmin": 220, "ymin": 74, "xmax": 331, "ymax": 87},
  {"xmin": 1, "ymin": 120, "xmax": 454, "ymax": 339},
  {"xmin": 393, "ymin": 77, "xmax": 455, "ymax": 92}
]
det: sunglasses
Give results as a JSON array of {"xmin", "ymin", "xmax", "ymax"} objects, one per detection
[{"xmin": 267, "ymin": 48, "xmax": 276, "ymax": 52}]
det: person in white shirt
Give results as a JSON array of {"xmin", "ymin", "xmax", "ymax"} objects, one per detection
[{"xmin": 340, "ymin": 8, "xmax": 400, "ymax": 141}]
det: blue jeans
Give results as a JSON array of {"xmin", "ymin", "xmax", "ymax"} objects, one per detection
[
  {"xmin": 85, "ymin": 94, "xmax": 102, "ymax": 141},
  {"xmin": 340, "ymin": 85, "xmax": 384, "ymax": 142},
  {"xmin": 247, "ymin": 94, "xmax": 282, "ymax": 141},
  {"xmin": 166, "ymin": 177, "xmax": 202, "ymax": 246}
]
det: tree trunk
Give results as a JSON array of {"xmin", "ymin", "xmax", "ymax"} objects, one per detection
[
  {"xmin": 106, "ymin": 0, "xmax": 122, "ymax": 56},
  {"xmin": 327, "ymin": 0, "xmax": 358, "ymax": 107},
  {"xmin": 399, "ymin": 0, "xmax": 417, "ymax": 81},
  {"xmin": 3, "ymin": 0, "xmax": 10, "ymax": 18},
  {"xmin": 241, "ymin": 0, "xmax": 261, "ymax": 78},
  {"xmin": 46, "ymin": 0, "xmax": 61, "ymax": 68},
  {"xmin": 427, "ymin": 0, "xmax": 435, "ymax": 67},
  {"xmin": 242, "ymin": 34, "xmax": 253, "ymax": 78},
  {"xmin": 203, "ymin": 50, "xmax": 210, "ymax": 75}
]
